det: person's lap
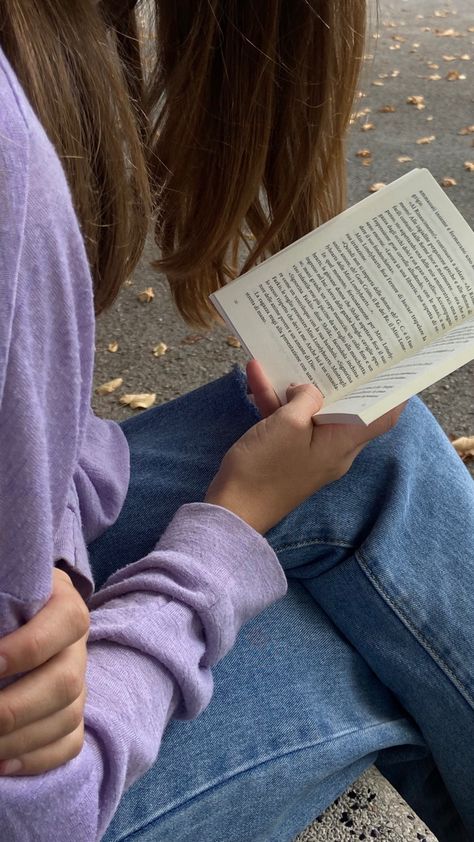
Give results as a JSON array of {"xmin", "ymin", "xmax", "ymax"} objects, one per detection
[{"xmin": 89, "ymin": 368, "xmax": 474, "ymax": 842}]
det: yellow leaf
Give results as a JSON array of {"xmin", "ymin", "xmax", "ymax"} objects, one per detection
[
  {"xmin": 152, "ymin": 342, "xmax": 168, "ymax": 357},
  {"xmin": 107, "ymin": 341, "xmax": 119, "ymax": 353},
  {"xmin": 379, "ymin": 105, "xmax": 396, "ymax": 112},
  {"xmin": 464, "ymin": 161, "xmax": 474, "ymax": 171},
  {"xmin": 416, "ymin": 135, "xmax": 436, "ymax": 144},
  {"xmin": 446, "ymin": 70, "xmax": 466, "ymax": 80},
  {"xmin": 226, "ymin": 335, "xmax": 242, "ymax": 348},
  {"xmin": 407, "ymin": 95, "xmax": 425, "ymax": 105},
  {"xmin": 356, "ymin": 148, "xmax": 372, "ymax": 157},
  {"xmin": 372, "ymin": 80, "xmax": 385, "ymax": 86},
  {"xmin": 119, "ymin": 393, "xmax": 156, "ymax": 410},
  {"xmin": 459, "ymin": 125, "xmax": 474, "ymax": 134},
  {"xmin": 451, "ymin": 436, "xmax": 474, "ymax": 461},
  {"xmin": 442, "ymin": 54, "xmax": 457, "ymax": 61},
  {"xmin": 137, "ymin": 287, "xmax": 155, "ymax": 303},
  {"xmin": 435, "ymin": 28, "xmax": 461, "ymax": 37},
  {"xmin": 397, "ymin": 155, "xmax": 413, "ymax": 163},
  {"xmin": 96, "ymin": 377, "xmax": 123, "ymax": 395},
  {"xmin": 440, "ymin": 177, "xmax": 457, "ymax": 187},
  {"xmin": 427, "ymin": 74, "xmax": 442, "ymax": 80},
  {"xmin": 369, "ymin": 183, "xmax": 386, "ymax": 193},
  {"xmin": 361, "ymin": 122, "xmax": 375, "ymax": 131}
]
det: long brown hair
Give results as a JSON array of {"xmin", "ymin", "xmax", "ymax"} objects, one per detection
[{"xmin": 0, "ymin": 0, "xmax": 366, "ymax": 326}]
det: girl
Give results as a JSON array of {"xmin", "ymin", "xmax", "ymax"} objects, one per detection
[{"xmin": 0, "ymin": 2, "xmax": 472, "ymax": 841}]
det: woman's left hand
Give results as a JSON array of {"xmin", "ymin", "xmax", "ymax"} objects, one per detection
[{"xmin": 0, "ymin": 568, "xmax": 90, "ymax": 776}]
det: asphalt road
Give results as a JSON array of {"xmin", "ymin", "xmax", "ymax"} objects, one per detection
[{"xmin": 93, "ymin": 0, "xmax": 474, "ymax": 477}]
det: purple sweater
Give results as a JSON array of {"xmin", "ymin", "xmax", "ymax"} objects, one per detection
[{"xmin": 0, "ymin": 48, "xmax": 287, "ymax": 840}]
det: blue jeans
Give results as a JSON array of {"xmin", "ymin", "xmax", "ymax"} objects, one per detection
[{"xmin": 88, "ymin": 368, "xmax": 474, "ymax": 842}]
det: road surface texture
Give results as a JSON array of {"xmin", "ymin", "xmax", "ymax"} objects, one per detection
[{"xmin": 92, "ymin": 0, "xmax": 473, "ymax": 839}]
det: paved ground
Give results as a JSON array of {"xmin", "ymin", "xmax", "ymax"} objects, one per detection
[{"xmin": 92, "ymin": 0, "xmax": 473, "ymax": 838}]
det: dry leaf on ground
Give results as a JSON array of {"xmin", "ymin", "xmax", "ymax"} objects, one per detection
[
  {"xmin": 372, "ymin": 80, "xmax": 385, "ymax": 87},
  {"xmin": 427, "ymin": 74, "xmax": 442, "ymax": 80},
  {"xmin": 397, "ymin": 155, "xmax": 413, "ymax": 163},
  {"xmin": 356, "ymin": 149, "xmax": 372, "ymax": 157},
  {"xmin": 369, "ymin": 183, "xmax": 386, "ymax": 192},
  {"xmin": 226, "ymin": 335, "xmax": 242, "ymax": 348},
  {"xmin": 379, "ymin": 105, "xmax": 396, "ymax": 112},
  {"xmin": 407, "ymin": 95, "xmax": 425, "ymax": 106},
  {"xmin": 440, "ymin": 177, "xmax": 457, "ymax": 187},
  {"xmin": 451, "ymin": 436, "xmax": 474, "ymax": 461},
  {"xmin": 152, "ymin": 342, "xmax": 168, "ymax": 357},
  {"xmin": 137, "ymin": 287, "xmax": 155, "ymax": 303},
  {"xmin": 107, "ymin": 341, "xmax": 119, "ymax": 353},
  {"xmin": 96, "ymin": 377, "xmax": 123, "ymax": 395},
  {"xmin": 446, "ymin": 70, "xmax": 466, "ymax": 80},
  {"xmin": 416, "ymin": 135, "xmax": 436, "ymax": 144},
  {"xmin": 361, "ymin": 122, "xmax": 375, "ymax": 131},
  {"xmin": 464, "ymin": 161, "xmax": 474, "ymax": 171},
  {"xmin": 459, "ymin": 125, "xmax": 474, "ymax": 134},
  {"xmin": 119, "ymin": 393, "xmax": 156, "ymax": 410},
  {"xmin": 181, "ymin": 334, "xmax": 208, "ymax": 344},
  {"xmin": 435, "ymin": 28, "xmax": 461, "ymax": 37}
]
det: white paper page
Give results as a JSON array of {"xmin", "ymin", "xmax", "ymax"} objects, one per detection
[
  {"xmin": 315, "ymin": 314, "xmax": 474, "ymax": 425},
  {"xmin": 211, "ymin": 168, "xmax": 474, "ymax": 403}
]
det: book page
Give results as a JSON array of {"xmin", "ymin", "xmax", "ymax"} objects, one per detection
[
  {"xmin": 315, "ymin": 314, "xmax": 474, "ymax": 425},
  {"xmin": 211, "ymin": 169, "xmax": 474, "ymax": 403}
]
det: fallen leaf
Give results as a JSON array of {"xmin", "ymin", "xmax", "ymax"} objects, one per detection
[
  {"xmin": 451, "ymin": 436, "xmax": 474, "ymax": 461},
  {"xmin": 391, "ymin": 69, "xmax": 400, "ymax": 77},
  {"xmin": 124, "ymin": 279, "xmax": 133, "ymax": 287},
  {"xmin": 468, "ymin": 26, "xmax": 474, "ymax": 33},
  {"xmin": 369, "ymin": 182, "xmax": 386, "ymax": 192},
  {"xmin": 397, "ymin": 155, "xmax": 413, "ymax": 163},
  {"xmin": 391, "ymin": 34, "xmax": 406, "ymax": 42},
  {"xmin": 137, "ymin": 287, "xmax": 155, "ymax": 303},
  {"xmin": 181, "ymin": 334, "xmax": 208, "ymax": 345},
  {"xmin": 460, "ymin": 54, "xmax": 471, "ymax": 60},
  {"xmin": 96, "ymin": 377, "xmax": 123, "ymax": 395},
  {"xmin": 446, "ymin": 70, "xmax": 466, "ymax": 80},
  {"xmin": 119, "ymin": 393, "xmax": 156, "ymax": 410},
  {"xmin": 416, "ymin": 135, "xmax": 436, "ymax": 144},
  {"xmin": 426, "ymin": 115, "xmax": 434, "ymax": 122},
  {"xmin": 226, "ymin": 335, "xmax": 242, "ymax": 348},
  {"xmin": 371, "ymin": 81, "xmax": 384, "ymax": 88},
  {"xmin": 362, "ymin": 159, "xmax": 373, "ymax": 167},
  {"xmin": 459, "ymin": 125, "xmax": 474, "ymax": 134},
  {"xmin": 427, "ymin": 62, "xmax": 440, "ymax": 69},
  {"xmin": 427, "ymin": 74, "xmax": 442, "ymax": 80},
  {"xmin": 389, "ymin": 44, "xmax": 401, "ymax": 50},
  {"xmin": 356, "ymin": 148, "xmax": 372, "ymax": 157},
  {"xmin": 379, "ymin": 105, "xmax": 396, "ymax": 112},
  {"xmin": 442, "ymin": 55, "xmax": 457, "ymax": 61},
  {"xmin": 361, "ymin": 122, "xmax": 375, "ymax": 131},
  {"xmin": 464, "ymin": 161, "xmax": 474, "ymax": 171},
  {"xmin": 152, "ymin": 342, "xmax": 168, "ymax": 357},
  {"xmin": 407, "ymin": 95, "xmax": 425, "ymax": 105},
  {"xmin": 440, "ymin": 176, "xmax": 457, "ymax": 187},
  {"xmin": 435, "ymin": 28, "xmax": 461, "ymax": 37},
  {"xmin": 107, "ymin": 341, "xmax": 119, "ymax": 353}
]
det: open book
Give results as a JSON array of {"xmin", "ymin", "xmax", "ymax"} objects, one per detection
[{"xmin": 210, "ymin": 168, "xmax": 474, "ymax": 425}]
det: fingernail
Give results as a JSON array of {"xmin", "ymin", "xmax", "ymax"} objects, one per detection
[
  {"xmin": 0, "ymin": 758, "xmax": 22, "ymax": 775},
  {"xmin": 0, "ymin": 656, "xmax": 7, "ymax": 675}
]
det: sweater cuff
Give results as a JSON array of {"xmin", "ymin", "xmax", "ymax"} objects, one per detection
[{"xmin": 149, "ymin": 502, "xmax": 288, "ymax": 664}]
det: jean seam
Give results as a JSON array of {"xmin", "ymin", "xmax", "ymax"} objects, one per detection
[
  {"xmin": 113, "ymin": 717, "xmax": 410, "ymax": 842},
  {"xmin": 273, "ymin": 538, "xmax": 356, "ymax": 554},
  {"xmin": 355, "ymin": 548, "xmax": 474, "ymax": 711}
]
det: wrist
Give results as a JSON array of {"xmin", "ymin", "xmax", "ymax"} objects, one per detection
[{"xmin": 204, "ymin": 483, "xmax": 271, "ymax": 535}]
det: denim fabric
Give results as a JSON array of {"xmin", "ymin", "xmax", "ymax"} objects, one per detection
[{"xmin": 88, "ymin": 368, "xmax": 474, "ymax": 842}]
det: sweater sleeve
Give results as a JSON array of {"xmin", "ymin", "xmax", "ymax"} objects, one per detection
[{"xmin": 1, "ymin": 504, "xmax": 287, "ymax": 842}]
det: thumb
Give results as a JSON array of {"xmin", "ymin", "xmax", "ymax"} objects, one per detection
[{"xmin": 284, "ymin": 383, "xmax": 324, "ymax": 419}]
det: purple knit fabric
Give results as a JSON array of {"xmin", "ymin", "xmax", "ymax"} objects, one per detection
[{"xmin": 0, "ymin": 48, "xmax": 287, "ymax": 840}]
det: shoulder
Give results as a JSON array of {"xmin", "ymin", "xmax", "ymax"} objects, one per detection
[{"xmin": 0, "ymin": 46, "xmax": 31, "ymax": 179}]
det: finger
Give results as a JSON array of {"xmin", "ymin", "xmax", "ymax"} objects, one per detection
[
  {"xmin": 0, "ymin": 720, "xmax": 85, "ymax": 776},
  {"xmin": 283, "ymin": 383, "xmax": 325, "ymax": 424},
  {"xmin": 0, "ymin": 687, "xmax": 86, "ymax": 761},
  {"xmin": 0, "ymin": 570, "xmax": 89, "ymax": 678},
  {"xmin": 0, "ymin": 638, "xmax": 87, "ymax": 736},
  {"xmin": 246, "ymin": 360, "xmax": 281, "ymax": 418}
]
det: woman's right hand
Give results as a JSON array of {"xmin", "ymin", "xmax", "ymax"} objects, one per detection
[{"xmin": 205, "ymin": 361, "xmax": 407, "ymax": 534}]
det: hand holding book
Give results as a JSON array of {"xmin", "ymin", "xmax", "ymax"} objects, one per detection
[{"xmin": 205, "ymin": 360, "xmax": 406, "ymax": 534}]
